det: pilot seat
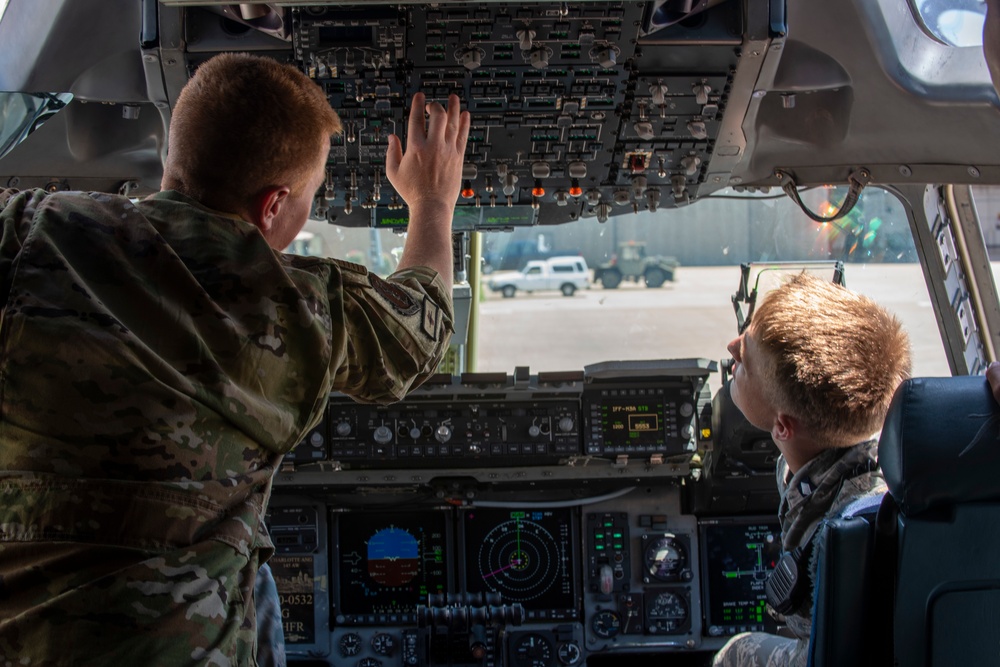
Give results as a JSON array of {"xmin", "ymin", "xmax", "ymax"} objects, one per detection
[{"xmin": 809, "ymin": 375, "xmax": 1000, "ymax": 667}]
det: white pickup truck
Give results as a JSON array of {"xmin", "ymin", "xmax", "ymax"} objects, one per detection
[{"xmin": 487, "ymin": 256, "xmax": 591, "ymax": 298}]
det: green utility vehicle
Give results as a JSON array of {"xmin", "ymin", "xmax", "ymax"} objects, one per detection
[{"xmin": 593, "ymin": 242, "xmax": 680, "ymax": 289}]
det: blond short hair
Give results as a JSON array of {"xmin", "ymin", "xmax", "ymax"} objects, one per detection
[
  {"xmin": 163, "ymin": 52, "xmax": 342, "ymax": 211},
  {"xmin": 751, "ymin": 272, "xmax": 912, "ymax": 446}
]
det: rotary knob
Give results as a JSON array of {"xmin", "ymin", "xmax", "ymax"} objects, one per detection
[
  {"xmin": 681, "ymin": 155, "xmax": 702, "ymax": 176},
  {"xmin": 409, "ymin": 426, "xmax": 422, "ymax": 440},
  {"xmin": 680, "ymin": 424, "xmax": 694, "ymax": 439},
  {"xmin": 435, "ymin": 425, "xmax": 452, "ymax": 443},
  {"xmin": 309, "ymin": 431, "xmax": 324, "ymax": 446},
  {"xmin": 335, "ymin": 421, "xmax": 352, "ymax": 437},
  {"xmin": 528, "ymin": 46, "xmax": 551, "ymax": 69},
  {"xmin": 373, "ymin": 425, "xmax": 392, "ymax": 444},
  {"xmin": 558, "ymin": 417, "xmax": 574, "ymax": 433},
  {"xmin": 528, "ymin": 425, "xmax": 542, "ymax": 438},
  {"xmin": 633, "ymin": 121, "xmax": 654, "ymax": 140},
  {"xmin": 457, "ymin": 47, "xmax": 484, "ymax": 71},
  {"xmin": 679, "ymin": 402, "xmax": 694, "ymax": 418}
]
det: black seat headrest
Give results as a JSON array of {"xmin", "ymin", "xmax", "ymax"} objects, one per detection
[{"xmin": 879, "ymin": 376, "xmax": 1000, "ymax": 516}]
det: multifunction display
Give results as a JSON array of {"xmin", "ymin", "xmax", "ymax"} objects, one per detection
[
  {"xmin": 583, "ymin": 384, "xmax": 698, "ymax": 457},
  {"xmin": 699, "ymin": 517, "xmax": 782, "ymax": 636},
  {"xmin": 462, "ymin": 507, "xmax": 579, "ymax": 621},
  {"xmin": 336, "ymin": 510, "xmax": 451, "ymax": 624}
]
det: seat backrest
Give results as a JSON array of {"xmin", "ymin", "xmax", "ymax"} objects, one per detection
[
  {"xmin": 878, "ymin": 376, "xmax": 1000, "ymax": 667},
  {"xmin": 807, "ymin": 495, "xmax": 884, "ymax": 667}
]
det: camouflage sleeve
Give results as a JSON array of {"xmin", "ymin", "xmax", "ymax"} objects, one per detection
[
  {"xmin": 328, "ymin": 260, "xmax": 454, "ymax": 404},
  {"xmin": 0, "ymin": 188, "xmax": 43, "ymax": 303},
  {"xmin": 712, "ymin": 631, "xmax": 806, "ymax": 667}
]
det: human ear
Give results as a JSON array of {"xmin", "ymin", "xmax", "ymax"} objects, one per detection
[
  {"xmin": 771, "ymin": 412, "xmax": 796, "ymax": 443},
  {"xmin": 250, "ymin": 186, "xmax": 291, "ymax": 233}
]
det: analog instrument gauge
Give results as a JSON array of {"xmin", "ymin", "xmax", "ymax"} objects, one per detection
[
  {"xmin": 511, "ymin": 632, "xmax": 554, "ymax": 667},
  {"xmin": 646, "ymin": 590, "xmax": 689, "ymax": 634},
  {"xmin": 643, "ymin": 534, "xmax": 688, "ymax": 582},
  {"xmin": 591, "ymin": 610, "xmax": 622, "ymax": 639},
  {"xmin": 339, "ymin": 632, "xmax": 362, "ymax": 657}
]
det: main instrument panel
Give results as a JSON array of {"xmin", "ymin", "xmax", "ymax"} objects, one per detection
[{"xmin": 268, "ymin": 361, "xmax": 784, "ymax": 665}]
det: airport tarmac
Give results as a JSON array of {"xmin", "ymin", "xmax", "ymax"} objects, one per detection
[{"xmin": 474, "ymin": 263, "xmax": 968, "ymax": 393}]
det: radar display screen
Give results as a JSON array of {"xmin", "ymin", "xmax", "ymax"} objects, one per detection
[
  {"xmin": 699, "ymin": 517, "xmax": 782, "ymax": 637},
  {"xmin": 335, "ymin": 510, "xmax": 450, "ymax": 624},
  {"xmin": 462, "ymin": 507, "xmax": 579, "ymax": 621}
]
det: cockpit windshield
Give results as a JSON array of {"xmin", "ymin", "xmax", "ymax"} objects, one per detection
[{"xmin": 299, "ymin": 184, "xmax": 950, "ymax": 393}]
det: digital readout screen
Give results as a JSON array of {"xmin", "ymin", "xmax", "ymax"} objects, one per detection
[
  {"xmin": 375, "ymin": 205, "xmax": 536, "ymax": 230},
  {"xmin": 600, "ymin": 401, "xmax": 666, "ymax": 447}
]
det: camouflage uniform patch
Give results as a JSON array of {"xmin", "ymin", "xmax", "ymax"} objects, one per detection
[
  {"xmin": 370, "ymin": 272, "xmax": 420, "ymax": 316},
  {"xmin": 421, "ymin": 295, "xmax": 442, "ymax": 341},
  {"xmin": 0, "ymin": 188, "xmax": 454, "ymax": 663}
]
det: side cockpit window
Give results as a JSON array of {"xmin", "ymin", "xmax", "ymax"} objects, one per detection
[{"xmin": 0, "ymin": 92, "xmax": 74, "ymax": 161}]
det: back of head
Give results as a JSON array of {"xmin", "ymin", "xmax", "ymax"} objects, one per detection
[
  {"xmin": 752, "ymin": 272, "xmax": 912, "ymax": 446},
  {"xmin": 162, "ymin": 52, "xmax": 342, "ymax": 212}
]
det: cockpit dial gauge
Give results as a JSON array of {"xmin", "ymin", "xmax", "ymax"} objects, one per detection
[
  {"xmin": 647, "ymin": 590, "xmax": 689, "ymax": 633},
  {"xmin": 591, "ymin": 610, "xmax": 622, "ymax": 639},
  {"xmin": 643, "ymin": 535, "xmax": 687, "ymax": 582},
  {"xmin": 339, "ymin": 632, "xmax": 362, "ymax": 657},
  {"xmin": 371, "ymin": 632, "xmax": 396, "ymax": 656},
  {"xmin": 511, "ymin": 633, "xmax": 554, "ymax": 667}
]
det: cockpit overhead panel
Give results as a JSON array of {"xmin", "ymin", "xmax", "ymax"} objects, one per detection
[{"xmin": 173, "ymin": 1, "xmax": 755, "ymax": 228}]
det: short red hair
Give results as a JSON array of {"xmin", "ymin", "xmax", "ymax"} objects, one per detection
[
  {"xmin": 752, "ymin": 273, "xmax": 912, "ymax": 445},
  {"xmin": 162, "ymin": 52, "xmax": 342, "ymax": 211}
]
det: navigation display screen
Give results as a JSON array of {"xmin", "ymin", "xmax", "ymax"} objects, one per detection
[
  {"xmin": 336, "ymin": 510, "xmax": 450, "ymax": 623},
  {"xmin": 462, "ymin": 507, "xmax": 579, "ymax": 621},
  {"xmin": 699, "ymin": 517, "xmax": 782, "ymax": 637}
]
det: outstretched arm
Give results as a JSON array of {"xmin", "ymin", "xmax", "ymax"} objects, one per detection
[{"xmin": 385, "ymin": 93, "xmax": 471, "ymax": 292}]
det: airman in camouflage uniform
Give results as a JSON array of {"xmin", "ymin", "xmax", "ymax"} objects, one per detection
[
  {"xmin": 712, "ymin": 440, "xmax": 885, "ymax": 667},
  {"xmin": 713, "ymin": 273, "xmax": 911, "ymax": 667},
  {"xmin": 0, "ymin": 51, "xmax": 470, "ymax": 665}
]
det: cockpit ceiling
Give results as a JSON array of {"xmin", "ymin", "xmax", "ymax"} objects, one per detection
[{"xmin": 1, "ymin": 0, "xmax": 999, "ymax": 225}]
